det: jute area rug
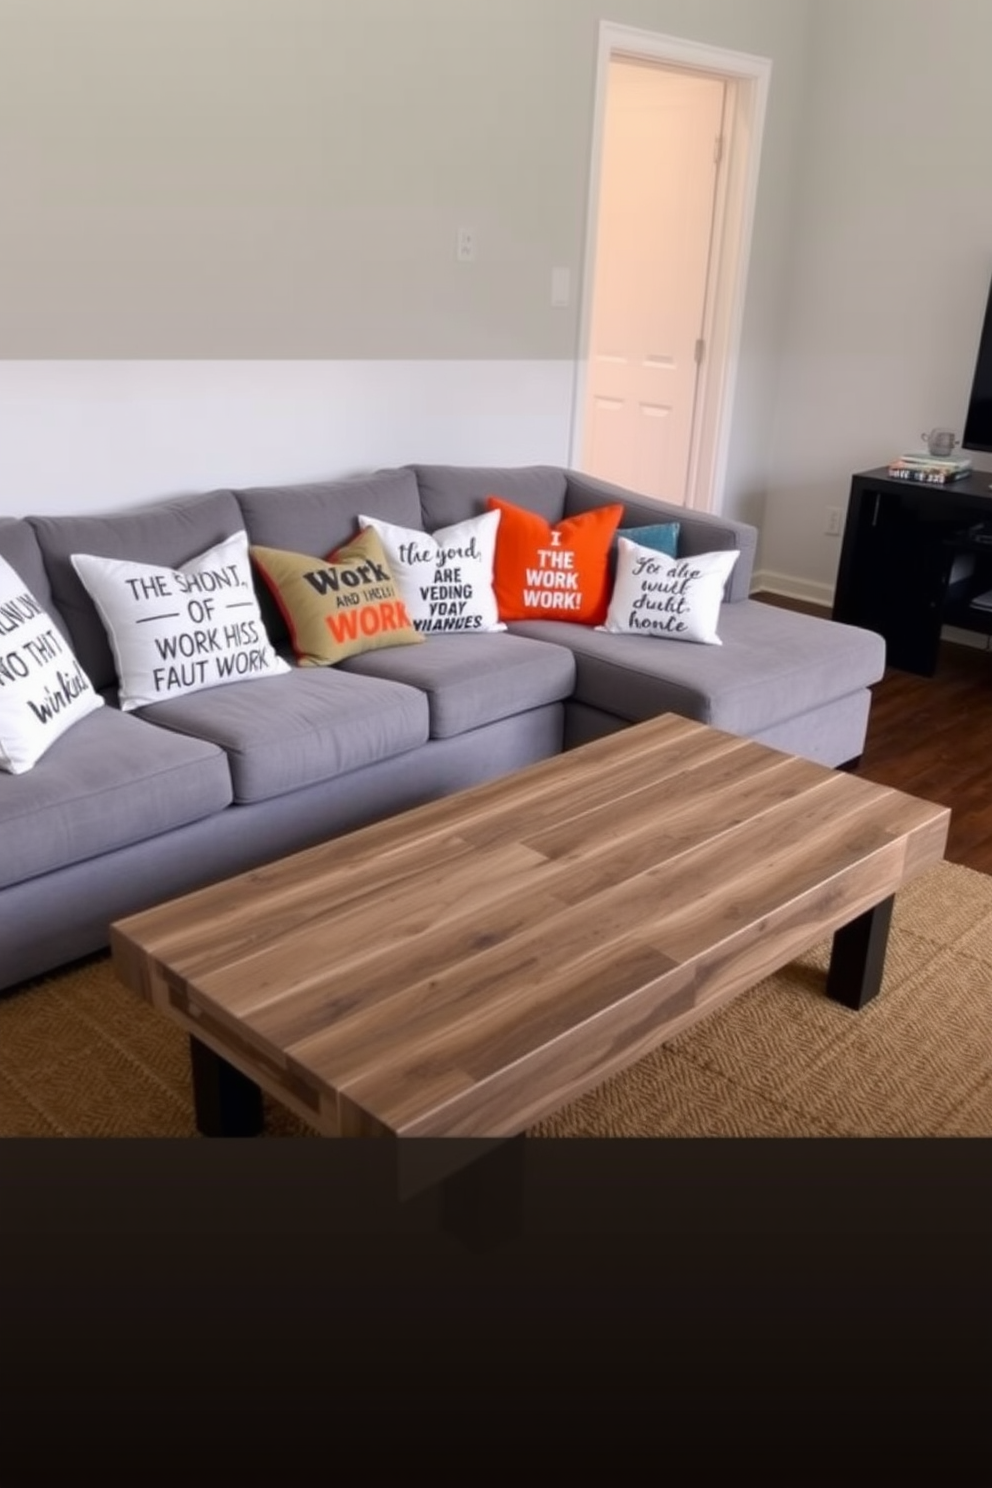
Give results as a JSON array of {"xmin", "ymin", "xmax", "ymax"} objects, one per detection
[{"xmin": 1, "ymin": 860, "xmax": 989, "ymax": 1138}]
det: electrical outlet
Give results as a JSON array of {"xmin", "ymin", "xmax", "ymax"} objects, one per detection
[
  {"xmin": 824, "ymin": 507, "xmax": 842, "ymax": 536},
  {"xmin": 456, "ymin": 226, "xmax": 476, "ymax": 262}
]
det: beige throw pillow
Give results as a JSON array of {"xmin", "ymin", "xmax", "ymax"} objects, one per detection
[{"xmin": 250, "ymin": 527, "xmax": 423, "ymax": 666}]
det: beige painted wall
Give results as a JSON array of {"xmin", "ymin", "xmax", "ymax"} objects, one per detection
[
  {"xmin": 0, "ymin": 0, "xmax": 813, "ymax": 529},
  {"xmin": 761, "ymin": 0, "xmax": 992, "ymax": 601},
  {"xmin": 0, "ymin": 0, "xmax": 809, "ymax": 363}
]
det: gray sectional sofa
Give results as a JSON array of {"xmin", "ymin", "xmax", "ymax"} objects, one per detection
[{"xmin": 0, "ymin": 462, "xmax": 885, "ymax": 994}]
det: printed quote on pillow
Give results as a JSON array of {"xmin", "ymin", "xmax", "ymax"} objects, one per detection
[
  {"xmin": 357, "ymin": 510, "xmax": 504, "ymax": 634},
  {"xmin": 599, "ymin": 539, "xmax": 740, "ymax": 645},
  {"xmin": 70, "ymin": 531, "xmax": 290, "ymax": 711},
  {"xmin": 486, "ymin": 496, "xmax": 624, "ymax": 624},
  {"xmin": 0, "ymin": 554, "xmax": 103, "ymax": 773},
  {"xmin": 250, "ymin": 526, "xmax": 423, "ymax": 665}
]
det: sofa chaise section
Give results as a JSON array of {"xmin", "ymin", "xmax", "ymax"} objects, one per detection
[
  {"xmin": 408, "ymin": 464, "xmax": 884, "ymax": 767},
  {"xmin": 510, "ymin": 601, "xmax": 883, "ymax": 765}
]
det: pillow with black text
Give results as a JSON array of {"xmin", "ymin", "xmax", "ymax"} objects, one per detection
[
  {"xmin": 250, "ymin": 527, "xmax": 423, "ymax": 665},
  {"xmin": 598, "ymin": 539, "xmax": 739, "ymax": 645},
  {"xmin": 0, "ymin": 554, "xmax": 103, "ymax": 773},
  {"xmin": 71, "ymin": 531, "xmax": 290, "ymax": 711},
  {"xmin": 357, "ymin": 510, "xmax": 504, "ymax": 634}
]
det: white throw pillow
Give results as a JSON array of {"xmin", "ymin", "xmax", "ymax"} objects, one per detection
[
  {"xmin": 0, "ymin": 555, "xmax": 103, "ymax": 773},
  {"xmin": 71, "ymin": 530, "xmax": 290, "ymax": 712},
  {"xmin": 357, "ymin": 510, "xmax": 505, "ymax": 634},
  {"xmin": 598, "ymin": 539, "xmax": 740, "ymax": 645}
]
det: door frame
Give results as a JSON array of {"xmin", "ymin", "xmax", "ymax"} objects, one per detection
[{"xmin": 570, "ymin": 23, "xmax": 771, "ymax": 513}]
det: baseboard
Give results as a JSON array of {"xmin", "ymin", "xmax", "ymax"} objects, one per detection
[
  {"xmin": 941, "ymin": 625, "xmax": 991, "ymax": 652},
  {"xmin": 752, "ymin": 571, "xmax": 992, "ymax": 653},
  {"xmin": 750, "ymin": 570, "xmax": 834, "ymax": 611}
]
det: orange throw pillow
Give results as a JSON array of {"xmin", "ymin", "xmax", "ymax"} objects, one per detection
[{"xmin": 486, "ymin": 496, "xmax": 624, "ymax": 624}]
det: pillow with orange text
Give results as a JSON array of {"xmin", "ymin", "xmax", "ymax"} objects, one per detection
[
  {"xmin": 250, "ymin": 527, "xmax": 423, "ymax": 666},
  {"xmin": 485, "ymin": 496, "xmax": 624, "ymax": 624}
]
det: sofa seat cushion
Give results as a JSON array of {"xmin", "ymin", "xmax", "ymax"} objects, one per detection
[
  {"xmin": 0, "ymin": 706, "xmax": 232, "ymax": 890},
  {"xmin": 340, "ymin": 632, "xmax": 576, "ymax": 740},
  {"xmin": 136, "ymin": 668, "xmax": 430, "ymax": 804},
  {"xmin": 508, "ymin": 601, "xmax": 886, "ymax": 736}
]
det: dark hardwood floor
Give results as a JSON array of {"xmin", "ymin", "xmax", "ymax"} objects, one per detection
[
  {"xmin": 757, "ymin": 594, "xmax": 992, "ymax": 874},
  {"xmin": 854, "ymin": 639, "xmax": 992, "ymax": 873}
]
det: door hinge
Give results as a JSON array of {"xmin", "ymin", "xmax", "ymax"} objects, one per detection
[
  {"xmin": 714, "ymin": 134, "xmax": 724, "ymax": 166},
  {"xmin": 694, "ymin": 338, "xmax": 705, "ymax": 365}
]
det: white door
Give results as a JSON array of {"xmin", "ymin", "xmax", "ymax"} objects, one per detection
[{"xmin": 581, "ymin": 59, "xmax": 726, "ymax": 504}]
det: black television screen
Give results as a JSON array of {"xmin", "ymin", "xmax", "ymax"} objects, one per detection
[{"xmin": 963, "ymin": 270, "xmax": 992, "ymax": 453}]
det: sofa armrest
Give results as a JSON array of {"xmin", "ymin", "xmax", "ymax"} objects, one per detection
[{"xmin": 562, "ymin": 470, "xmax": 756, "ymax": 603}]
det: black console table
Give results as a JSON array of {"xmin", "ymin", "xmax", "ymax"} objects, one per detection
[{"xmin": 832, "ymin": 466, "xmax": 992, "ymax": 676}]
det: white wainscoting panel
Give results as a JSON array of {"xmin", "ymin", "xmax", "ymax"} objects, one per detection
[{"xmin": 0, "ymin": 361, "xmax": 575, "ymax": 517}]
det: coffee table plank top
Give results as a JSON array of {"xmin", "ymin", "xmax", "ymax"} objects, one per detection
[{"xmin": 111, "ymin": 715, "xmax": 950, "ymax": 1138}]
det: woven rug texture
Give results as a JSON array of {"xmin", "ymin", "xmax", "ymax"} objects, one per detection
[{"xmin": 0, "ymin": 860, "xmax": 989, "ymax": 1138}]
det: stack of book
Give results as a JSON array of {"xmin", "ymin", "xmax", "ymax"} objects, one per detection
[{"xmin": 887, "ymin": 452, "xmax": 973, "ymax": 484}]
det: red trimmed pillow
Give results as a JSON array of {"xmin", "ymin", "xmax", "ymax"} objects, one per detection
[
  {"xmin": 486, "ymin": 496, "xmax": 624, "ymax": 624},
  {"xmin": 250, "ymin": 527, "xmax": 422, "ymax": 666}
]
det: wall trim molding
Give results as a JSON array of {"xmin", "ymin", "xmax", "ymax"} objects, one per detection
[
  {"xmin": 753, "ymin": 571, "xmax": 992, "ymax": 654},
  {"xmin": 942, "ymin": 626, "xmax": 991, "ymax": 653},
  {"xmin": 751, "ymin": 569, "xmax": 833, "ymax": 610}
]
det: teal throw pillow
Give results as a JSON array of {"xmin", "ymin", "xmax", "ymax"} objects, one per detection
[{"xmin": 616, "ymin": 522, "xmax": 680, "ymax": 558}]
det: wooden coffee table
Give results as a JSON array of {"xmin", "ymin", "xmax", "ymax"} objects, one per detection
[{"xmin": 110, "ymin": 714, "xmax": 950, "ymax": 1153}]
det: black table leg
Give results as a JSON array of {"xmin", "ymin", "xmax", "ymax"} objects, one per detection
[
  {"xmin": 189, "ymin": 1035, "xmax": 264, "ymax": 1137},
  {"xmin": 826, "ymin": 895, "xmax": 895, "ymax": 1010}
]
